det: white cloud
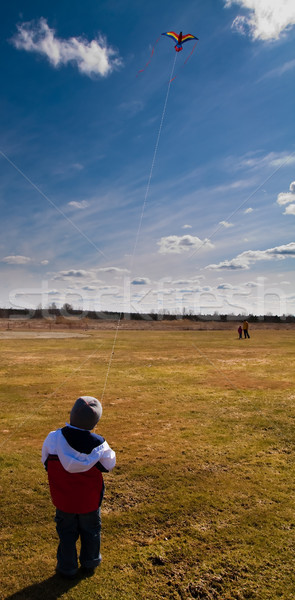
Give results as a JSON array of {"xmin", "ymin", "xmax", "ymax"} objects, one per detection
[
  {"xmin": 182, "ymin": 224, "xmax": 192, "ymax": 229},
  {"xmin": 219, "ymin": 220, "xmax": 234, "ymax": 228},
  {"xmin": 2, "ymin": 255, "xmax": 31, "ymax": 264},
  {"xmin": 244, "ymin": 281, "xmax": 260, "ymax": 288},
  {"xmin": 11, "ymin": 18, "xmax": 122, "ymax": 77},
  {"xmin": 244, "ymin": 207, "xmax": 253, "ymax": 214},
  {"xmin": 217, "ymin": 283, "xmax": 235, "ymax": 289},
  {"xmin": 225, "ymin": 0, "xmax": 295, "ymax": 41},
  {"xmin": 53, "ymin": 269, "xmax": 92, "ymax": 280},
  {"xmin": 172, "ymin": 277, "xmax": 204, "ymax": 285},
  {"xmin": 157, "ymin": 235, "xmax": 214, "ymax": 254},
  {"xmin": 68, "ymin": 200, "xmax": 89, "ymax": 209},
  {"xmin": 97, "ymin": 267, "xmax": 129, "ymax": 274},
  {"xmin": 284, "ymin": 204, "xmax": 295, "ymax": 215},
  {"xmin": 206, "ymin": 242, "xmax": 295, "ymax": 270},
  {"xmin": 277, "ymin": 192, "xmax": 294, "ymax": 205},
  {"xmin": 131, "ymin": 278, "xmax": 151, "ymax": 285},
  {"xmin": 277, "ymin": 181, "xmax": 295, "ymax": 215}
]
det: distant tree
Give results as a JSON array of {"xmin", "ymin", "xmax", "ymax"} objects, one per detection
[
  {"xmin": 61, "ymin": 303, "xmax": 74, "ymax": 316},
  {"xmin": 33, "ymin": 303, "xmax": 43, "ymax": 319}
]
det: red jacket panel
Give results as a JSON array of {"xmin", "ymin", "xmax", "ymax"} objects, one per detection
[{"xmin": 47, "ymin": 455, "xmax": 104, "ymax": 513}]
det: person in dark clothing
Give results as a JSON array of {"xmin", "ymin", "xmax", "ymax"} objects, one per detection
[{"xmin": 243, "ymin": 320, "xmax": 250, "ymax": 338}]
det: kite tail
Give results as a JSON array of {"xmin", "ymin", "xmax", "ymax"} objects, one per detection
[
  {"xmin": 136, "ymin": 37, "xmax": 161, "ymax": 77},
  {"xmin": 170, "ymin": 41, "xmax": 198, "ymax": 82},
  {"xmin": 184, "ymin": 41, "xmax": 198, "ymax": 65}
]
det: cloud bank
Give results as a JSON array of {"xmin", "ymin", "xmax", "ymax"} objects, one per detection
[
  {"xmin": 206, "ymin": 242, "xmax": 295, "ymax": 270},
  {"xmin": 157, "ymin": 235, "xmax": 214, "ymax": 254},
  {"xmin": 225, "ymin": 0, "xmax": 295, "ymax": 40},
  {"xmin": 11, "ymin": 18, "xmax": 122, "ymax": 77}
]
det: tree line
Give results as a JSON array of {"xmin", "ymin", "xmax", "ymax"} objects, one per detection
[{"xmin": 0, "ymin": 306, "xmax": 294, "ymax": 323}]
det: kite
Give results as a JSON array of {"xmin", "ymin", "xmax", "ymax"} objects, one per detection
[
  {"xmin": 161, "ymin": 31, "xmax": 198, "ymax": 52},
  {"xmin": 137, "ymin": 30, "xmax": 199, "ymax": 79}
]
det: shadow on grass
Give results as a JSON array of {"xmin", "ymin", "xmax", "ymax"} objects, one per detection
[{"xmin": 4, "ymin": 573, "xmax": 82, "ymax": 600}]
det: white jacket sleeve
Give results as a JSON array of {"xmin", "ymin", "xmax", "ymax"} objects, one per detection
[{"xmin": 98, "ymin": 441, "xmax": 116, "ymax": 471}]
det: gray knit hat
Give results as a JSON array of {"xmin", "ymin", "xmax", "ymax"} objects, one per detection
[{"xmin": 70, "ymin": 396, "xmax": 102, "ymax": 430}]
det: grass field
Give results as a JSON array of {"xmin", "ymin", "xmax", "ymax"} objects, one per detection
[{"xmin": 0, "ymin": 328, "xmax": 295, "ymax": 600}]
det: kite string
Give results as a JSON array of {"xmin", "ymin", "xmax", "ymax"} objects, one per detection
[
  {"xmin": 100, "ymin": 52, "xmax": 177, "ymax": 402},
  {"xmin": 130, "ymin": 51, "xmax": 177, "ymax": 271},
  {"xmin": 170, "ymin": 41, "xmax": 198, "ymax": 82},
  {"xmin": 101, "ymin": 321, "xmax": 121, "ymax": 402}
]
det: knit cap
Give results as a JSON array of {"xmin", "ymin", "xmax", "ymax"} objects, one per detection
[{"xmin": 70, "ymin": 396, "xmax": 102, "ymax": 430}]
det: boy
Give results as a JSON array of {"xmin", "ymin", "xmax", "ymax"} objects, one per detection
[{"xmin": 42, "ymin": 396, "xmax": 116, "ymax": 578}]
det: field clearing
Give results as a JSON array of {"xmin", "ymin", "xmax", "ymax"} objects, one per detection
[{"xmin": 0, "ymin": 329, "xmax": 295, "ymax": 600}]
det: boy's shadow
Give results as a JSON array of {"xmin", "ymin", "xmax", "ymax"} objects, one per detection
[{"xmin": 4, "ymin": 573, "xmax": 82, "ymax": 600}]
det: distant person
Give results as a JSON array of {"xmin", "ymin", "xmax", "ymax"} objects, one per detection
[
  {"xmin": 42, "ymin": 396, "xmax": 116, "ymax": 579},
  {"xmin": 238, "ymin": 325, "xmax": 242, "ymax": 339},
  {"xmin": 243, "ymin": 320, "xmax": 250, "ymax": 338}
]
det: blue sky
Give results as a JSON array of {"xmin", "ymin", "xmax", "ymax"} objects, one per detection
[{"xmin": 1, "ymin": 0, "xmax": 295, "ymax": 316}]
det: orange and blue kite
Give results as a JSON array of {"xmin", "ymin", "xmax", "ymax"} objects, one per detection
[{"xmin": 161, "ymin": 31, "xmax": 198, "ymax": 52}]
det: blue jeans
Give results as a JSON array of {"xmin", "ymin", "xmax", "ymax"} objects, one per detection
[{"xmin": 55, "ymin": 508, "xmax": 102, "ymax": 575}]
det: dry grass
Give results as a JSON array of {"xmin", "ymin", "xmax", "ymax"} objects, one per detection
[{"xmin": 0, "ymin": 329, "xmax": 295, "ymax": 599}]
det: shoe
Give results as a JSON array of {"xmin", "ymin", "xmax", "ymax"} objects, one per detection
[
  {"xmin": 80, "ymin": 566, "xmax": 96, "ymax": 577},
  {"xmin": 80, "ymin": 554, "xmax": 102, "ymax": 577},
  {"xmin": 56, "ymin": 567, "xmax": 79, "ymax": 579}
]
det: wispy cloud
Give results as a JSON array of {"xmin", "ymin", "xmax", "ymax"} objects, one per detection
[
  {"xmin": 219, "ymin": 220, "xmax": 234, "ymax": 228},
  {"xmin": 1, "ymin": 255, "xmax": 31, "ymax": 265},
  {"xmin": 225, "ymin": 0, "xmax": 295, "ymax": 41},
  {"xmin": 260, "ymin": 59, "xmax": 295, "ymax": 79},
  {"xmin": 233, "ymin": 151, "xmax": 295, "ymax": 172},
  {"xmin": 97, "ymin": 267, "xmax": 129, "ymax": 274},
  {"xmin": 157, "ymin": 235, "xmax": 214, "ymax": 255},
  {"xmin": 11, "ymin": 18, "xmax": 122, "ymax": 77},
  {"xmin": 206, "ymin": 242, "xmax": 295, "ymax": 270},
  {"xmin": 119, "ymin": 100, "xmax": 144, "ymax": 116},
  {"xmin": 68, "ymin": 200, "xmax": 89, "ymax": 209}
]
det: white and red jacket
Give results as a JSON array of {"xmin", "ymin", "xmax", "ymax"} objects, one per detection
[{"xmin": 42, "ymin": 424, "xmax": 116, "ymax": 514}]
